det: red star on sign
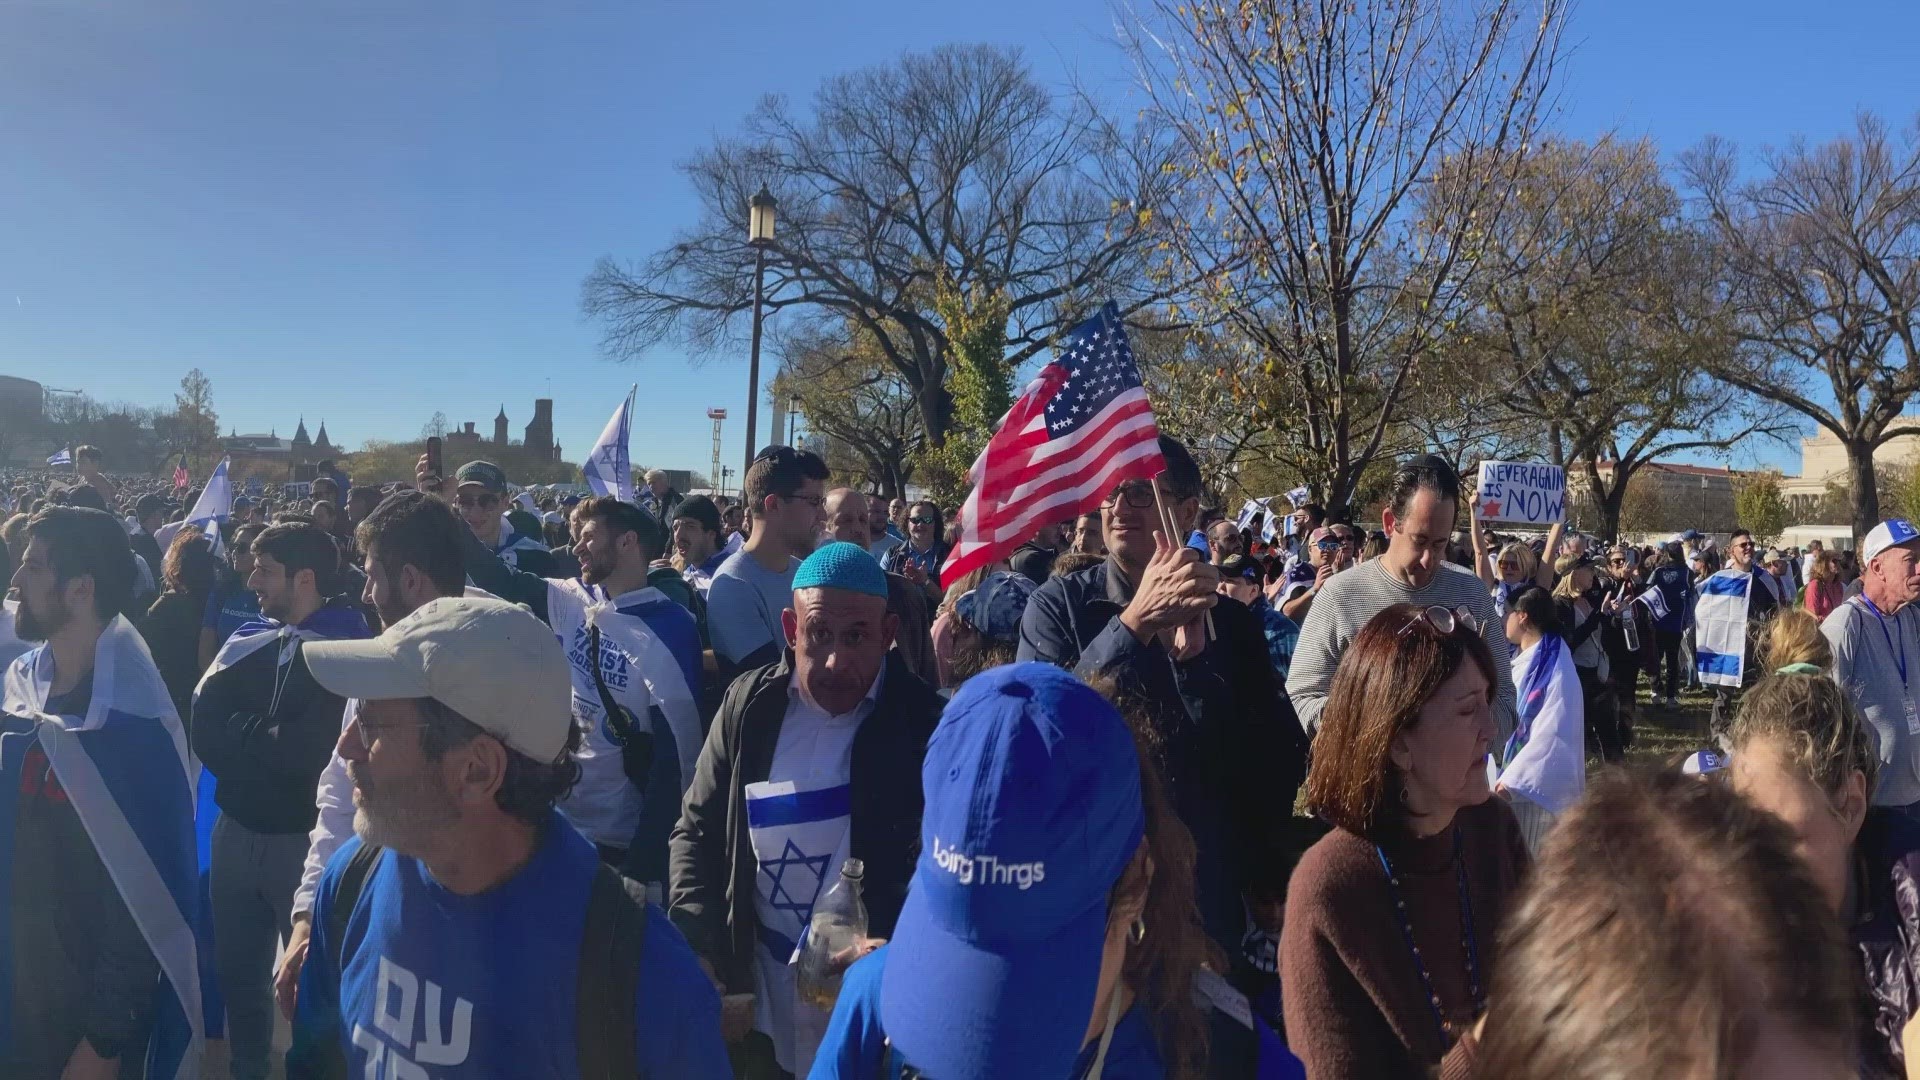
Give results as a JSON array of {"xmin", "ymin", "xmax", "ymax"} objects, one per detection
[{"xmin": 1481, "ymin": 499, "xmax": 1502, "ymax": 518}]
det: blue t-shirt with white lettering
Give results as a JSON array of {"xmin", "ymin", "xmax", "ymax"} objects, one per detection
[{"xmin": 292, "ymin": 813, "xmax": 730, "ymax": 1079}]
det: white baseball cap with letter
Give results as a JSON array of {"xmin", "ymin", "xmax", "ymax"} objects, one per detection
[
  {"xmin": 304, "ymin": 596, "xmax": 573, "ymax": 763},
  {"xmin": 1864, "ymin": 519, "xmax": 1920, "ymax": 564}
]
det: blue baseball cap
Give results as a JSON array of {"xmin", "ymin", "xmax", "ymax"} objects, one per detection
[
  {"xmin": 880, "ymin": 663, "xmax": 1145, "ymax": 1079},
  {"xmin": 953, "ymin": 571, "xmax": 1036, "ymax": 644},
  {"xmin": 793, "ymin": 541, "xmax": 889, "ymax": 600}
]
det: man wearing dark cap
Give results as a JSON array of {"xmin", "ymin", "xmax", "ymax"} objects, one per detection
[
  {"xmin": 670, "ymin": 495, "xmax": 729, "ymax": 596},
  {"xmin": 1017, "ymin": 435, "xmax": 1308, "ymax": 955},
  {"xmin": 447, "ymin": 460, "xmax": 557, "ymax": 576},
  {"xmin": 1219, "ymin": 552, "xmax": 1299, "ymax": 681},
  {"xmin": 671, "ymin": 542, "xmax": 941, "ymax": 1078}
]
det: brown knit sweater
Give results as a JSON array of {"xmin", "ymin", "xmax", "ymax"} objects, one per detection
[{"xmin": 1280, "ymin": 798, "xmax": 1529, "ymax": 1079}]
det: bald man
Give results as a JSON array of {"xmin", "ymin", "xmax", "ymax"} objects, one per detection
[{"xmin": 821, "ymin": 487, "xmax": 936, "ymax": 683}]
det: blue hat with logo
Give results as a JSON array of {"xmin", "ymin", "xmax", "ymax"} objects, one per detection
[
  {"xmin": 793, "ymin": 541, "xmax": 889, "ymax": 600},
  {"xmin": 953, "ymin": 571, "xmax": 1037, "ymax": 644},
  {"xmin": 879, "ymin": 663, "xmax": 1145, "ymax": 1079}
]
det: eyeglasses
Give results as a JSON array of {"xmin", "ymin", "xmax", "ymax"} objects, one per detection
[
  {"xmin": 780, "ymin": 492, "xmax": 825, "ymax": 509},
  {"xmin": 1397, "ymin": 605, "xmax": 1482, "ymax": 638},
  {"xmin": 455, "ymin": 493, "xmax": 500, "ymax": 510},
  {"xmin": 1316, "ymin": 539, "xmax": 1342, "ymax": 551},
  {"xmin": 908, "ymin": 516, "xmax": 936, "ymax": 526},
  {"xmin": 1496, "ymin": 561, "xmax": 1520, "ymax": 570},
  {"xmin": 1101, "ymin": 481, "xmax": 1157, "ymax": 509}
]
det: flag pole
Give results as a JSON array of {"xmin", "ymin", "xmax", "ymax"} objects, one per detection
[{"xmin": 1151, "ymin": 473, "xmax": 1214, "ymax": 643}]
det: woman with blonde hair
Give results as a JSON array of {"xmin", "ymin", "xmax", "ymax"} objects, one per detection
[
  {"xmin": 1763, "ymin": 607, "xmax": 1834, "ymax": 674},
  {"xmin": 1722, "ymin": 671, "xmax": 1920, "ymax": 1076}
]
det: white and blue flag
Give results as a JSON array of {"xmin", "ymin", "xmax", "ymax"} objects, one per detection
[
  {"xmin": 1636, "ymin": 584, "xmax": 1671, "ymax": 623},
  {"xmin": 45, "ymin": 448, "xmax": 71, "ymax": 467},
  {"xmin": 1, "ymin": 616, "xmax": 204, "ymax": 1078},
  {"xmin": 583, "ymin": 385, "xmax": 636, "ymax": 505},
  {"xmin": 1284, "ymin": 486, "xmax": 1311, "ymax": 509},
  {"xmin": 1236, "ymin": 497, "xmax": 1270, "ymax": 532},
  {"xmin": 1693, "ymin": 568, "xmax": 1754, "ymax": 688},
  {"xmin": 156, "ymin": 457, "xmax": 232, "ymax": 556}
]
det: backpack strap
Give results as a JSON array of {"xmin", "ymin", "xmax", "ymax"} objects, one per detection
[
  {"xmin": 576, "ymin": 861, "xmax": 650, "ymax": 1080},
  {"xmin": 327, "ymin": 842, "xmax": 386, "ymax": 980},
  {"xmin": 292, "ymin": 843, "xmax": 383, "ymax": 1080}
]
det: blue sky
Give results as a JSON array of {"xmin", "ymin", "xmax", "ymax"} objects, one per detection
[{"xmin": 3, "ymin": 0, "xmax": 1916, "ymax": 479}]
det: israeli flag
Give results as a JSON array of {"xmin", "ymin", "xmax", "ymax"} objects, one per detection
[
  {"xmin": 1694, "ymin": 569, "xmax": 1754, "ymax": 688},
  {"xmin": 1236, "ymin": 497, "xmax": 1270, "ymax": 532},
  {"xmin": 1284, "ymin": 486, "xmax": 1311, "ymax": 509},
  {"xmin": 156, "ymin": 458, "xmax": 231, "ymax": 556},
  {"xmin": 1636, "ymin": 585, "xmax": 1671, "ymax": 623},
  {"xmin": 583, "ymin": 385, "xmax": 636, "ymax": 504},
  {"xmin": 1, "ymin": 617, "xmax": 204, "ymax": 1078},
  {"xmin": 45, "ymin": 448, "xmax": 71, "ymax": 466}
]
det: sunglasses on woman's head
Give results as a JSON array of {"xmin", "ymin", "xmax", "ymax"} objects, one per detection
[{"xmin": 1397, "ymin": 605, "xmax": 1481, "ymax": 638}]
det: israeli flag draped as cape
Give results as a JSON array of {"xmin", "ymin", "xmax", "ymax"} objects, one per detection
[
  {"xmin": 568, "ymin": 587, "xmax": 702, "ymax": 792},
  {"xmin": 1694, "ymin": 568, "xmax": 1754, "ymax": 688},
  {"xmin": 0, "ymin": 616, "xmax": 203, "ymax": 1079}
]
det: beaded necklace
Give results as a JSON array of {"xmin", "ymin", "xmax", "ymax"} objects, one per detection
[{"xmin": 1375, "ymin": 827, "xmax": 1484, "ymax": 1044}]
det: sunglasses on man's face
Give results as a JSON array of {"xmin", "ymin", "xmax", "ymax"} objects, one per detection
[
  {"xmin": 456, "ymin": 493, "xmax": 500, "ymax": 510},
  {"xmin": 1102, "ymin": 482, "xmax": 1158, "ymax": 510},
  {"xmin": 909, "ymin": 516, "xmax": 935, "ymax": 526}
]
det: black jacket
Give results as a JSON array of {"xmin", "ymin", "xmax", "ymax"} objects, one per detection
[
  {"xmin": 191, "ymin": 608, "xmax": 357, "ymax": 834},
  {"xmin": 668, "ymin": 651, "xmax": 941, "ymax": 992},
  {"xmin": 129, "ymin": 529, "xmax": 164, "ymax": 587},
  {"xmin": 1853, "ymin": 808, "xmax": 1920, "ymax": 1078},
  {"xmin": 1015, "ymin": 558, "xmax": 1309, "ymax": 946}
]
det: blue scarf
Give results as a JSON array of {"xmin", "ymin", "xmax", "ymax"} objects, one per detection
[{"xmin": 1505, "ymin": 633, "xmax": 1563, "ymax": 764}]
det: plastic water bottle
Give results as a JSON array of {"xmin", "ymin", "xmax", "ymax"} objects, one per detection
[
  {"xmin": 795, "ymin": 858, "xmax": 868, "ymax": 1009},
  {"xmin": 1621, "ymin": 597, "xmax": 1642, "ymax": 652}
]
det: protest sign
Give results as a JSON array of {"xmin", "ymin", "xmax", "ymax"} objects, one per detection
[{"xmin": 1474, "ymin": 461, "xmax": 1565, "ymax": 525}]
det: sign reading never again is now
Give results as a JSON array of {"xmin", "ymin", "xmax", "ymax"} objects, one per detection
[{"xmin": 1474, "ymin": 461, "xmax": 1565, "ymax": 525}]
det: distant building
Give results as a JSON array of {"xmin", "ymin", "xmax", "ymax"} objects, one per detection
[
  {"xmin": 1569, "ymin": 460, "xmax": 1743, "ymax": 534},
  {"xmin": 1779, "ymin": 427, "xmax": 1920, "ymax": 517}
]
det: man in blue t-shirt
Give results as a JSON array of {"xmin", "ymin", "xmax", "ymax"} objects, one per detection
[
  {"xmin": 288, "ymin": 596, "xmax": 729, "ymax": 1079},
  {"xmin": 707, "ymin": 446, "xmax": 828, "ymax": 671}
]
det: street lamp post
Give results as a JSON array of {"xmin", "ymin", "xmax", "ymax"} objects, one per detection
[{"xmin": 744, "ymin": 185, "xmax": 777, "ymax": 478}]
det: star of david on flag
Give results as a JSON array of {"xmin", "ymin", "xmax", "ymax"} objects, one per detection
[{"xmin": 583, "ymin": 385, "xmax": 636, "ymax": 504}]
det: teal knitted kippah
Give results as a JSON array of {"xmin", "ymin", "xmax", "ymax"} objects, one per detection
[{"xmin": 794, "ymin": 541, "xmax": 890, "ymax": 599}]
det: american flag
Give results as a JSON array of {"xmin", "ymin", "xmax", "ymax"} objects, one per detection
[
  {"xmin": 172, "ymin": 454, "xmax": 189, "ymax": 490},
  {"xmin": 942, "ymin": 302, "xmax": 1165, "ymax": 588}
]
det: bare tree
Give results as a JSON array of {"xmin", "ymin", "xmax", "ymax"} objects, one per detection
[
  {"xmin": 585, "ymin": 44, "xmax": 1181, "ymax": 450},
  {"xmin": 1684, "ymin": 114, "xmax": 1920, "ymax": 547},
  {"xmin": 421, "ymin": 411, "xmax": 450, "ymax": 440},
  {"xmin": 1453, "ymin": 137, "xmax": 1788, "ymax": 539},
  {"xmin": 1125, "ymin": 0, "xmax": 1564, "ymax": 517}
]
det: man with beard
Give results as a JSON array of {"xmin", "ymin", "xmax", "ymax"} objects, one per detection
[
  {"xmin": 458, "ymin": 496, "xmax": 703, "ymax": 888},
  {"xmin": 670, "ymin": 495, "xmax": 729, "ymax": 596},
  {"xmin": 671, "ymin": 543, "xmax": 940, "ymax": 1078},
  {"xmin": 287, "ymin": 597, "xmax": 729, "ymax": 1079},
  {"xmin": 865, "ymin": 494, "xmax": 902, "ymax": 561},
  {"xmin": 191, "ymin": 521, "xmax": 371, "ymax": 1080},
  {"xmin": 275, "ymin": 491, "xmax": 468, "ymax": 1022},
  {"xmin": 2, "ymin": 506, "xmax": 202, "ymax": 1079}
]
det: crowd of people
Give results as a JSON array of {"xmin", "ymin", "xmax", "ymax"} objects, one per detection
[{"xmin": 4, "ymin": 440, "xmax": 1920, "ymax": 1079}]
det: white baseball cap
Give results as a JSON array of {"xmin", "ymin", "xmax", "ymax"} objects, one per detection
[
  {"xmin": 1864, "ymin": 519, "xmax": 1920, "ymax": 564},
  {"xmin": 304, "ymin": 596, "xmax": 573, "ymax": 763}
]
